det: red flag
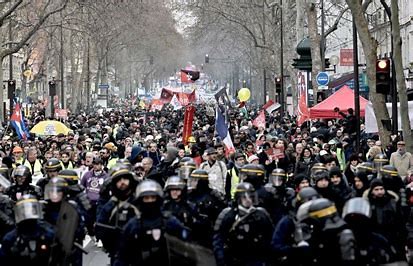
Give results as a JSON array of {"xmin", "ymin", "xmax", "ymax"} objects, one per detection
[
  {"xmin": 297, "ymin": 92, "xmax": 309, "ymax": 125},
  {"xmin": 182, "ymin": 105, "xmax": 195, "ymax": 145},
  {"xmin": 177, "ymin": 90, "xmax": 196, "ymax": 106},
  {"xmin": 253, "ymin": 110, "xmax": 266, "ymax": 128},
  {"xmin": 160, "ymin": 88, "xmax": 173, "ymax": 103},
  {"xmin": 150, "ymin": 99, "xmax": 164, "ymax": 111},
  {"xmin": 180, "ymin": 70, "xmax": 200, "ymax": 83}
]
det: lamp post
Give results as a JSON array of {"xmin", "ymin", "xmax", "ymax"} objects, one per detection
[{"xmin": 352, "ymin": 16, "xmax": 360, "ymax": 153}]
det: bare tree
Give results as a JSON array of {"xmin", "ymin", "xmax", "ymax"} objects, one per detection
[
  {"xmin": 345, "ymin": 0, "xmax": 391, "ymax": 146},
  {"xmin": 0, "ymin": 0, "xmax": 68, "ymax": 122}
]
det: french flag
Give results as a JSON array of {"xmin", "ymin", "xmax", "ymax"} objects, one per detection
[
  {"xmin": 215, "ymin": 107, "xmax": 235, "ymax": 153},
  {"xmin": 11, "ymin": 103, "xmax": 29, "ymax": 140}
]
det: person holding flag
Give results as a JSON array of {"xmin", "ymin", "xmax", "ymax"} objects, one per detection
[{"xmin": 10, "ymin": 103, "xmax": 30, "ymax": 140}]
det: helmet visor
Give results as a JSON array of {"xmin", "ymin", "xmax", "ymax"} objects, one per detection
[
  {"xmin": 179, "ymin": 166, "xmax": 195, "ymax": 180},
  {"xmin": 14, "ymin": 199, "xmax": 43, "ymax": 224},
  {"xmin": 44, "ymin": 184, "xmax": 64, "ymax": 202}
]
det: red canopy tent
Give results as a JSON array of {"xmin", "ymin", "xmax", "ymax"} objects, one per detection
[{"xmin": 309, "ymin": 85, "xmax": 369, "ymax": 119}]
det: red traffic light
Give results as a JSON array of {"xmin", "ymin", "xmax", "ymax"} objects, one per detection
[{"xmin": 376, "ymin": 58, "xmax": 390, "ymax": 72}]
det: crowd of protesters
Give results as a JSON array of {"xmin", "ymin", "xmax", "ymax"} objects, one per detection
[{"xmin": 0, "ymin": 97, "xmax": 412, "ymax": 265}]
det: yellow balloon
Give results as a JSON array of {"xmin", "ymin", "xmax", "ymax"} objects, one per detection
[{"xmin": 238, "ymin": 88, "xmax": 251, "ymax": 102}]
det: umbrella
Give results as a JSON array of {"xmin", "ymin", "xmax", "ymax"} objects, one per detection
[{"xmin": 30, "ymin": 120, "xmax": 70, "ymax": 136}]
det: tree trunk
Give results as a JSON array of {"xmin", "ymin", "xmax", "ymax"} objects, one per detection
[
  {"xmin": 307, "ymin": 2, "xmax": 321, "ymax": 106},
  {"xmin": 0, "ymin": 56, "xmax": 4, "ymax": 122},
  {"xmin": 296, "ymin": 0, "xmax": 306, "ymax": 45},
  {"xmin": 391, "ymin": 0, "xmax": 413, "ymax": 150},
  {"xmin": 345, "ymin": 0, "xmax": 391, "ymax": 147}
]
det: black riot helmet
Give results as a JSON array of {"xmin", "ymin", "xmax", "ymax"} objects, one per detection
[
  {"xmin": 164, "ymin": 176, "xmax": 186, "ymax": 191},
  {"xmin": 297, "ymin": 198, "xmax": 339, "ymax": 227},
  {"xmin": 0, "ymin": 164, "xmax": 10, "ymax": 180},
  {"xmin": 12, "ymin": 165, "xmax": 32, "ymax": 185},
  {"xmin": 342, "ymin": 197, "xmax": 371, "ymax": 228},
  {"xmin": 135, "ymin": 179, "xmax": 164, "ymax": 201},
  {"xmin": 14, "ymin": 194, "xmax": 43, "ymax": 224},
  {"xmin": 109, "ymin": 164, "xmax": 138, "ymax": 200},
  {"xmin": 342, "ymin": 197, "xmax": 371, "ymax": 220},
  {"xmin": 58, "ymin": 169, "xmax": 79, "ymax": 186},
  {"xmin": 44, "ymin": 177, "xmax": 68, "ymax": 203},
  {"xmin": 294, "ymin": 187, "xmax": 320, "ymax": 209},
  {"xmin": 188, "ymin": 169, "xmax": 209, "ymax": 191},
  {"xmin": 234, "ymin": 182, "xmax": 258, "ymax": 210},
  {"xmin": 45, "ymin": 158, "xmax": 63, "ymax": 173},
  {"xmin": 380, "ymin": 165, "xmax": 399, "ymax": 179},
  {"xmin": 310, "ymin": 163, "xmax": 328, "ymax": 179},
  {"xmin": 239, "ymin": 164, "xmax": 265, "ymax": 189},
  {"xmin": 270, "ymin": 168, "xmax": 287, "ymax": 187},
  {"xmin": 178, "ymin": 157, "xmax": 197, "ymax": 180}
]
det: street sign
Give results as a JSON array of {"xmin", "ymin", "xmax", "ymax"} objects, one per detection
[
  {"xmin": 318, "ymin": 85, "xmax": 328, "ymax": 90},
  {"xmin": 98, "ymin": 84, "xmax": 109, "ymax": 89},
  {"xmin": 316, "ymin": 72, "xmax": 329, "ymax": 86}
]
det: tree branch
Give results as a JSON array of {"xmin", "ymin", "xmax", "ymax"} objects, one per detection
[
  {"xmin": 1, "ymin": 0, "xmax": 69, "ymax": 59},
  {"xmin": 0, "ymin": 0, "xmax": 23, "ymax": 27},
  {"xmin": 379, "ymin": 0, "xmax": 391, "ymax": 20},
  {"xmin": 324, "ymin": 7, "xmax": 349, "ymax": 38}
]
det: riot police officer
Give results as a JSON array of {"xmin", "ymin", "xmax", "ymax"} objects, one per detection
[
  {"xmin": 295, "ymin": 198, "xmax": 355, "ymax": 265},
  {"xmin": 213, "ymin": 182, "xmax": 274, "ymax": 266},
  {"xmin": 43, "ymin": 177, "xmax": 85, "ymax": 266},
  {"xmin": 95, "ymin": 166, "xmax": 139, "ymax": 264},
  {"xmin": 342, "ymin": 197, "xmax": 397, "ymax": 265},
  {"xmin": 187, "ymin": 169, "xmax": 226, "ymax": 247},
  {"xmin": 37, "ymin": 158, "xmax": 62, "ymax": 193},
  {"xmin": 0, "ymin": 174, "xmax": 14, "ymax": 240},
  {"xmin": 260, "ymin": 168, "xmax": 295, "ymax": 225},
  {"xmin": 178, "ymin": 157, "xmax": 197, "ymax": 180},
  {"xmin": 58, "ymin": 169, "xmax": 92, "ymax": 213},
  {"xmin": 271, "ymin": 187, "xmax": 320, "ymax": 265},
  {"xmin": 0, "ymin": 195, "xmax": 55, "ymax": 265},
  {"xmin": 113, "ymin": 179, "xmax": 189, "ymax": 266},
  {"xmin": 239, "ymin": 163, "xmax": 266, "ymax": 190},
  {"xmin": 6, "ymin": 165, "xmax": 41, "ymax": 201},
  {"xmin": 163, "ymin": 175, "xmax": 197, "ymax": 229}
]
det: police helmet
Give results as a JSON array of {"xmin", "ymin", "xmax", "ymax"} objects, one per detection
[
  {"xmin": 270, "ymin": 168, "xmax": 287, "ymax": 187},
  {"xmin": 380, "ymin": 165, "xmax": 398, "ymax": 178},
  {"xmin": 14, "ymin": 195, "xmax": 43, "ymax": 224},
  {"xmin": 188, "ymin": 169, "xmax": 209, "ymax": 190},
  {"xmin": 0, "ymin": 174, "xmax": 11, "ymax": 190},
  {"xmin": 45, "ymin": 158, "xmax": 62, "ymax": 172},
  {"xmin": 374, "ymin": 154, "xmax": 388, "ymax": 170},
  {"xmin": 297, "ymin": 198, "xmax": 337, "ymax": 222},
  {"xmin": 12, "ymin": 165, "xmax": 32, "ymax": 184},
  {"xmin": 310, "ymin": 163, "xmax": 328, "ymax": 178},
  {"xmin": 44, "ymin": 177, "xmax": 68, "ymax": 202},
  {"xmin": 239, "ymin": 164, "xmax": 265, "ymax": 182},
  {"xmin": 165, "ymin": 176, "xmax": 186, "ymax": 191},
  {"xmin": 357, "ymin": 162, "xmax": 375, "ymax": 174},
  {"xmin": 234, "ymin": 182, "xmax": 257, "ymax": 207},
  {"xmin": 342, "ymin": 197, "xmax": 371, "ymax": 221},
  {"xmin": 0, "ymin": 164, "xmax": 10, "ymax": 180},
  {"xmin": 58, "ymin": 169, "xmax": 79, "ymax": 186},
  {"xmin": 294, "ymin": 187, "xmax": 319, "ymax": 208},
  {"xmin": 313, "ymin": 170, "xmax": 330, "ymax": 183},
  {"xmin": 115, "ymin": 159, "xmax": 133, "ymax": 170},
  {"xmin": 135, "ymin": 179, "xmax": 164, "ymax": 199},
  {"xmin": 178, "ymin": 157, "xmax": 197, "ymax": 180}
]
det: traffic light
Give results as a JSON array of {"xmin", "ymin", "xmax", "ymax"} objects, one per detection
[
  {"xmin": 49, "ymin": 81, "xmax": 56, "ymax": 96},
  {"xmin": 376, "ymin": 58, "xmax": 391, "ymax": 94},
  {"xmin": 205, "ymin": 54, "xmax": 209, "ymax": 64},
  {"xmin": 275, "ymin": 77, "xmax": 281, "ymax": 93},
  {"xmin": 7, "ymin": 80, "xmax": 15, "ymax": 99}
]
